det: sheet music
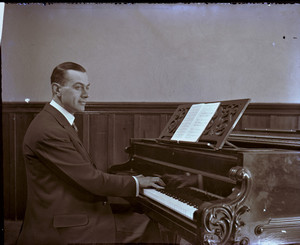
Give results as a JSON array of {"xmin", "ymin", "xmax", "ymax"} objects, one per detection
[{"xmin": 171, "ymin": 102, "xmax": 220, "ymax": 142}]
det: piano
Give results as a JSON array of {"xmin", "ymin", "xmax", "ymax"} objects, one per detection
[{"xmin": 109, "ymin": 99, "xmax": 300, "ymax": 245}]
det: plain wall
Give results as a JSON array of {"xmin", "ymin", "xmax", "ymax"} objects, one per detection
[{"xmin": 1, "ymin": 3, "xmax": 300, "ymax": 103}]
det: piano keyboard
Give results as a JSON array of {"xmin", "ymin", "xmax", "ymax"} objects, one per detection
[{"xmin": 142, "ymin": 188, "xmax": 198, "ymax": 220}]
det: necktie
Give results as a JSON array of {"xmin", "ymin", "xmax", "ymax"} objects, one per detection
[{"xmin": 72, "ymin": 123, "xmax": 78, "ymax": 133}]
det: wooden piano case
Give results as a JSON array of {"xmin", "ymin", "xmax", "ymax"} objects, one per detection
[{"xmin": 110, "ymin": 99, "xmax": 300, "ymax": 245}]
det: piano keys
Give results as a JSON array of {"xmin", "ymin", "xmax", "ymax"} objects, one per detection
[
  {"xmin": 142, "ymin": 187, "xmax": 221, "ymax": 220},
  {"xmin": 142, "ymin": 188, "xmax": 198, "ymax": 220}
]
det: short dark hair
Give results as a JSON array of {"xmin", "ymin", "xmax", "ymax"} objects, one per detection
[{"xmin": 50, "ymin": 62, "xmax": 86, "ymax": 85}]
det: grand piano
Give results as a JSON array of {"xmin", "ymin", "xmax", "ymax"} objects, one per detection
[{"xmin": 110, "ymin": 99, "xmax": 300, "ymax": 245}]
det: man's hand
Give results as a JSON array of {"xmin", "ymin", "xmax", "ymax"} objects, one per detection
[
  {"xmin": 135, "ymin": 175, "xmax": 166, "ymax": 189},
  {"xmin": 161, "ymin": 173, "xmax": 198, "ymax": 188}
]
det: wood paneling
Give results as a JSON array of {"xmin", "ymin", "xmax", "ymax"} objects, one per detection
[
  {"xmin": 2, "ymin": 112, "xmax": 14, "ymax": 219},
  {"xmin": 270, "ymin": 115, "xmax": 299, "ymax": 129},
  {"xmin": 2, "ymin": 111, "xmax": 37, "ymax": 220},
  {"xmin": 239, "ymin": 115, "xmax": 271, "ymax": 129},
  {"xmin": 2, "ymin": 102, "xmax": 300, "ymax": 220},
  {"xmin": 87, "ymin": 113, "xmax": 109, "ymax": 172}
]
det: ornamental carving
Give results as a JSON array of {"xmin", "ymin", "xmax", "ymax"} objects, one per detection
[
  {"xmin": 167, "ymin": 107, "xmax": 189, "ymax": 134},
  {"xmin": 202, "ymin": 103, "xmax": 240, "ymax": 137},
  {"xmin": 199, "ymin": 167, "xmax": 252, "ymax": 244}
]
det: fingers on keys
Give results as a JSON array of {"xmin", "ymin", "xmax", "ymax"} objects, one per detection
[{"xmin": 152, "ymin": 177, "xmax": 165, "ymax": 189}]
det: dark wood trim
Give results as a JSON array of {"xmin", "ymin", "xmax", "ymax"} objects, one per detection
[
  {"xmin": 2, "ymin": 102, "xmax": 45, "ymax": 112},
  {"xmin": 2, "ymin": 102, "xmax": 180, "ymax": 113},
  {"xmin": 245, "ymin": 103, "xmax": 300, "ymax": 115},
  {"xmin": 3, "ymin": 102, "xmax": 300, "ymax": 114}
]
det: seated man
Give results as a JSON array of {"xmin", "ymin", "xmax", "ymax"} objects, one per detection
[{"xmin": 17, "ymin": 62, "xmax": 165, "ymax": 245}]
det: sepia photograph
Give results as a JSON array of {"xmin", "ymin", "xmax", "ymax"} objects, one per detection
[{"xmin": 1, "ymin": 2, "xmax": 300, "ymax": 245}]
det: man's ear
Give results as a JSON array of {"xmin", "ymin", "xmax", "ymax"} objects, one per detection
[{"xmin": 52, "ymin": 83, "xmax": 61, "ymax": 97}]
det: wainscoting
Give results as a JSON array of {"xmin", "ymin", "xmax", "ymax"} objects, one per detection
[{"xmin": 2, "ymin": 102, "xmax": 300, "ymax": 221}]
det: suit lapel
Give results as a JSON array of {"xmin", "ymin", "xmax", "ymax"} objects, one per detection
[
  {"xmin": 44, "ymin": 103, "xmax": 71, "ymax": 127},
  {"xmin": 43, "ymin": 103, "xmax": 91, "ymax": 161}
]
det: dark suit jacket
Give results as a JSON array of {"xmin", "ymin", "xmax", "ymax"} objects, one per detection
[{"xmin": 17, "ymin": 103, "xmax": 136, "ymax": 245}]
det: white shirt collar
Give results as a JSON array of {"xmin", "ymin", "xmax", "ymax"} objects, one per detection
[{"xmin": 50, "ymin": 100, "xmax": 75, "ymax": 126}]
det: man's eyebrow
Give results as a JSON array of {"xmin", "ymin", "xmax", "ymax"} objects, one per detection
[{"xmin": 73, "ymin": 82, "xmax": 90, "ymax": 86}]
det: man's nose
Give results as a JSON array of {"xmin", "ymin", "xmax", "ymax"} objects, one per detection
[{"xmin": 81, "ymin": 87, "xmax": 89, "ymax": 98}]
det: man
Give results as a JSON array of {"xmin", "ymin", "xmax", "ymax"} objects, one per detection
[{"xmin": 17, "ymin": 62, "xmax": 165, "ymax": 245}]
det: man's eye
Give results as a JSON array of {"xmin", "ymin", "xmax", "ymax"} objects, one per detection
[{"xmin": 74, "ymin": 86, "xmax": 83, "ymax": 90}]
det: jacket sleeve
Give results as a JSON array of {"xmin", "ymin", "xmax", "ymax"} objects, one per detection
[{"xmin": 30, "ymin": 125, "xmax": 136, "ymax": 198}]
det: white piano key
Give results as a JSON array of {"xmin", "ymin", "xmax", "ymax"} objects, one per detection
[{"xmin": 142, "ymin": 188, "xmax": 198, "ymax": 220}]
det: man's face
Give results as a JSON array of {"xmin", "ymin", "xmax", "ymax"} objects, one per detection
[{"xmin": 59, "ymin": 69, "xmax": 90, "ymax": 114}]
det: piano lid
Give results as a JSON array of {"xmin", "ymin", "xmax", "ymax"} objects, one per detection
[
  {"xmin": 158, "ymin": 98, "xmax": 251, "ymax": 150},
  {"xmin": 228, "ymin": 128, "xmax": 300, "ymax": 150}
]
